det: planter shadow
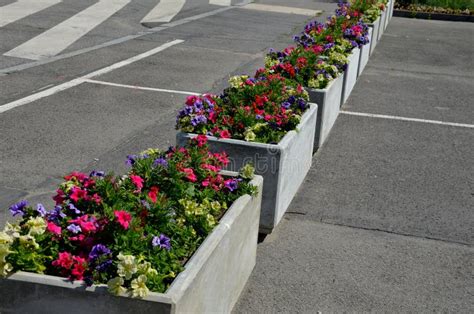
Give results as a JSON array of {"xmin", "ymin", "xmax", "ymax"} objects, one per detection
[{"xmin": 0, "ymin": 174, "xmax": 263, "ymax": 314}]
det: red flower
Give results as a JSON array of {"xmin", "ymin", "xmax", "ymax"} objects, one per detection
[
  {"xmin": 71, "ymin": 256, "xmax": 87, "ymax": 280},
  {"xmin": 194, "ymin": 134, "xmax": 208, "ymax": 147},
  {"xmin": 148, "ymin": 186, "xmax": 159, "ymax": 203},
  {"xmin": 52, "ymin": 252, "xmax": 74, "ymax": 269},
  {"xmin": 185, "ymin": 95, "xmax": 199, "ymax": 106},
  {"xmin": 64, "ymin": 171, "xmax": 87, "ymax": 182},
  {"xmin": 129, "ymin": 175, "xmax": 144, "ymax": 191},
  {"xmin": 53, "ymin": 189, "xmax": 65, "ymax": 205},
  {"xmin": 220, "ymin": 130, "xmax": 231, "ymax": 139},
  {"xmin": 47, "ymin": 222, "xmax": 62, "ymax": 235},
  {"xmin": 69, "ymin": 215, "xmax": 97, "ymax": 233},
  {"xmin": 114, "ymin": 210, "xmax": 132, "ymax": 229},
  {"xmin": 182, "ymin": 168, "xmax": 197, "ymax": 182}
]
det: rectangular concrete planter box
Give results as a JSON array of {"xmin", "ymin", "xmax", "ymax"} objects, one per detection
[
  {"xmin": 0, "ymin": 174, "xmax": 263, "ymax": 314},
  {"xmin": 341, "ymin": 47, "xmax": 360, "ymax": 106},
  {"xmin": 378, "ymin": 9, "xmax": 387, "ymax": 40},
  {"xmin": 177, "ymin": 104, "xmax": 317, "ymax": 234},
  {"xmin": 358, "ymin": 27, "xmax": 372, "ymax": 77},
  {"xmin": 368, "ymin": 16, "xmax": 381, "ymax": 55},
  {"xmin": 305, "ymin": 74, "xmax": 344, "ymax": 150},
  {"xmin": 389, "ymin": 0, "xmax": 394, "ymax": 20}
]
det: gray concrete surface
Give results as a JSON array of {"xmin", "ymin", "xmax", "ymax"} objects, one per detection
[{"xmin": 234, "ymin": 14, "xmax": 474, "ymax": 313}]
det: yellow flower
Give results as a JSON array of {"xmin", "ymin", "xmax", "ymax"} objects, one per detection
[
  {"xmin": 244, "ymin": 129, "xmax": 256, "ymax": 142},
  {"xmin": 138, "ymin": 261, "xmax": 158, "ymax": 276},
  {"xmin": 206, "ymin": 214, "xmax": 216, "ymax": 227},
  {"xmin": 0, "ymin": 262, "xmax": 13, "ymax": 277},
  {"xmin": 117, "ymin": 253, "xmax": 138, "ymax": 280},
  {"xmin": 107, "ymin": 277, "xmax": 127, "ymax": 295},
  {"xmin": 26, "ymin": 217, "xmax": 46, "ymax": 236},
  {"xmin": 131, "ymin": 275, "xmax": 149, "ymax": 298},
  {"xmin": 3, "ymin": 223, "xmax": 21, "ymax": 238},
  {"xmin": 179, "ymin": 199, "xmax": 204, "ymax": 216},
  {"xmin": 228, "ymin": 76, "xmax": 245, "ymax": 89},
  {"xmin": 141, "ymin": 148, "xmax": 159, "ymax": 156},
  {"xmin": 239, "ymin": 164, "xmax": 255, "ymax": 179},
  {"xmin": 0, "ymin": 232, "xmax": 13, "ymax": 245},
  {"xmin": 0, "ymin": 244, "xmax": 13, "ymax": 263}
]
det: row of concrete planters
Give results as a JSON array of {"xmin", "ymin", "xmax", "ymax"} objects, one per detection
[
  {"xmin": 358, "ymin": 26, "xmax": 372, "ymax": 76},
  {"xmin": 368, "ymin": 16, "xmax": 381, "ymax": 55},
  {"xmin": 341, "ymin": 47, "xmax": 360, "ymax": 106},
  {"xmin": 305, "ymin": 74, "xmax": 344, "ymax": 150},
  {"xmin": 0, "ymin": 174, "xmax": 263, "ymax": 314},
  {"xmin": 177, "ymin": 103, "xmax": 318, "ymax": 234}
]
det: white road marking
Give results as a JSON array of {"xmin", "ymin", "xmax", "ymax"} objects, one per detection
[
  {"xmin": 341, "ymin": 111, "xmax": 474, "ymax": 129},
  {"xmin": 0, "ymin": 0, "xmax": 62, "ymax": 27},
  {"xmin": 84, "ymin": 79, "xmax": 200, "ymax": 96},
  {"xmin": 0, "ymin": 40, "xmax": 184, "ymax": 114},
  {"xmin": 141, "ymin": 0, "xmax": 186, "ymax": 24},
  {"xmin": 4, "ymin": 0, "xmax": 131, "ymax": 60},
  {"xmin": 209, "ymin": 0, "xmax": 231, "ymax": 5},
  {"xmin": 240, "ymin": 3, "xmax": 321, "ymax": 16}
]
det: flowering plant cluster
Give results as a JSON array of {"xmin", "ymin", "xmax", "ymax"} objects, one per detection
[
  {"xmin": 264, "ymin": 1, "xmax": 370, "ymax": 90},
  {"xmin": 350, "ymin": 0, "xmax": 385, "ymax": 23},
  {"xmin": 1, "ymin": 138, "xmax": 257, "ymax": 297},
  {"xmin": 176, "ymin": 74, "xmax": 309, "ymax": 144}
]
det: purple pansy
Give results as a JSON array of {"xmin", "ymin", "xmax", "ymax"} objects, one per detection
[
  {"xmin": 152, "ymin": 234, "xmax": 171, "ymax": 250},
  {"xmin": 9, "ymin": 200, "xmax": 28, "ymax": 217}
]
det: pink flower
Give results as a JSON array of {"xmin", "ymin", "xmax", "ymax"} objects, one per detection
[
  {"xmin": 69, "ymin": 215, "xmax": 97, "ymax": 233},
  {"xmin": 130, "ymin": 175, "xmax": 144, "ymax": 191},
  {"xmin": 202, "ymin": 164, "xmax": 219, "ymax": 173},
  {"xmin": 194, "ymin": 134, "xmax": 208, "ymax": 147},
  {"xmin": 47, "ymin": 222, "xmax": 62, "ymax": 235},
  {"xmin": 52, "ymin": 252, "xmax": 73, "ymax": 269},
  {"xmin": 185, "ymin": 95, "xmax": 199, "ymax": 106},
  {"xmin": 220, "ymin": 130, "xmax": 231, "ymax": 139},
  {"xmin": 148, "ymin": 186, "xmax": 159, "ymax": 203},
  {"xmin": 70, "ymin": 186, "xmax": 87, "ymax": 203},
  {"xmin": 71, "ymin": 256, "xmax": 87, "ymax": 280},
  {"xmin": 53, "ymin": 189, "xmax": 65, "ymax": 205},
  {"xmin": 114, "ymin": 210, "xmax": 132, "ymax": 229},
  {"xmin": 182, "ymin": 168, "xmax": 197, "ymax": 182}
]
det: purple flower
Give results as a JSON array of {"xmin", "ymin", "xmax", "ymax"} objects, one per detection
[
  {"xmin": 36, "ymin": 203, "xmax": 47, "ymax": 217},
  {"xmin": 281, "ymin": 102, "xmax": 292, "ymax": 109},
  {"xmin": 194, "ymin": 100, "xmax": 204, "ymax": 111},
  {"xmin": 48, "ymin": 205, "xmax": 66, "ymax": 223},
  {"xmin": 152, "ymin": 234, "xmax": 171, "ymax": 250},
  {"xmin": 191, "ymin": 115, "xmax": 207, "ymax": 127},
  {"xmin": 68, "ymin": 203, "xmax": 81, "ymax": 215},
  {"xmin": 96, "ymin": 259, "xmax": 112, "ymax": 272},
  {"xmin": 153, "ymin": 157, "xmax": 168, "ymax": 168},
  {"xmin": 256, "ymin": 114, "xmax": 263, "ymax": 120},
  {"xmin": 89, "ymin": 244, "xmax": 111, "ymax": 261},
  {"xmin": 125, "ymin": 154, "xmax": 138, "ymax": 167},
  {"xmin": 67, "ymin": 224, "xmax": 82, "ymax": 234},
  {"xmin": 9, "ymin": 200, "xmax": 28, "ymax": 217},
  {"xmin": 89, "ymin": 170, "xmax": 105, "ymax": 177},
  {"xmin": 225, "ymin": 179, "xmax": 239, "ymax": 192}
]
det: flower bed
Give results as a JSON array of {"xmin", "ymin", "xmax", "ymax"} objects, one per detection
[{"xmin": 1, "ymin": 139, "xmax": 262, "ymax": 312}]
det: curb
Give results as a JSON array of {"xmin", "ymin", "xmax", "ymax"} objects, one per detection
[{"xmin": 393, "ymin": 9, "xmax": 474, "ymax": 22}]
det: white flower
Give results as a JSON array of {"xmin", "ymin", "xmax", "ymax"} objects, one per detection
[
  {"xmin": 107, "ymin": 277, "xmax": 127, "ymax": 295},
  {"xmin": 131, "ymin": 275, "xmax": 149, "ymax": 298},
  {"xmin": 26, "ymin": 217, "xmax": 46, "ymax": 236},
  {"xmin": 117, "ymin": 253, "xmax": 138, "ymax": 280}
]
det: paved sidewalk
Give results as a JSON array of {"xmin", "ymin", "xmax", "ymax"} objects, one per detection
[{"xmin": 234, "ymin": 17, "xmax": 474, "ymax": 312}]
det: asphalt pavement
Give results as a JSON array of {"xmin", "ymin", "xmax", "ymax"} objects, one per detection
[{"xmin": 1, "ymin": 0, "xmax": 473, "ymax": 312}]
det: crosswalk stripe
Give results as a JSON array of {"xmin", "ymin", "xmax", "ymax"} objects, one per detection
[
  {"xmin": 141, "ymin": 0, "xmax": 186, "ymax": 24},
  {"xmin": 209, "ymin": 0, "xmax": 232, "ymax": 5},
  {"xmin": 3, "ymin": 0, "xmax": 131, "ymax": 60},
  {"xmin": 0, "ymin": 0, "xmax": 62, "ymax": 28}
]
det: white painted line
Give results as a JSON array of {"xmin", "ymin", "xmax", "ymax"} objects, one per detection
[
  {"xmin": 240, "ymin": 3, "xmax": 321, "ymax": 16},
  {"xmin": 0, "ymin": 40, "xmax": 183, "ymax": 114},
  {"xmin": 209, "ymin": 0, "xmax": 231, "ymax": 6},
  {"xmin": 141, "ymin": 0, "xmax": 186, "ymax": 24},
  {"xmin": 0, "ymin": 0, "xmax": 62, "ymax": 27},
  {"xmin": 84, "ymin": 79, "xmax": 200, "ymax": 96},
  {"xmin": 341, "ymin": 111, "xmax": 474, "ymax": 129},
  {"xmin": 4, "ymin": 0, "xmax": 131, "ymax": 60}
]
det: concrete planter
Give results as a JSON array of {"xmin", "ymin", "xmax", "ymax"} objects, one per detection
[
  {"xmin": 385, "ymin": 0, "xmax": 391, "ymax": 29},
  {"xmin": 305, "ymin": 74, "xmax": 344, "ymax": 150},
  {"xmin": 378, "ymin": 9, "xmax": 387, "ymax": 40},
  {"xmin": 368, "ymin": 16, "xmax": 381, "ymax": 55},
  {"xmin": 341, "ymin": 47, "xmax": 360, "ymax": 106},
  {"xmin": 389, "ymin": 0, "xmax": 394, "ymax": 20},
  {"xmin": 358, "ymin": 27, "xmax": 372, "ymax": 77},
  {"xmin": 0, "ymin": 174, "xmax": 263, "ymax": 314},
  {"xmin": 177, "ymin": 104, "xmax": 318, "ymax": 234}
]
